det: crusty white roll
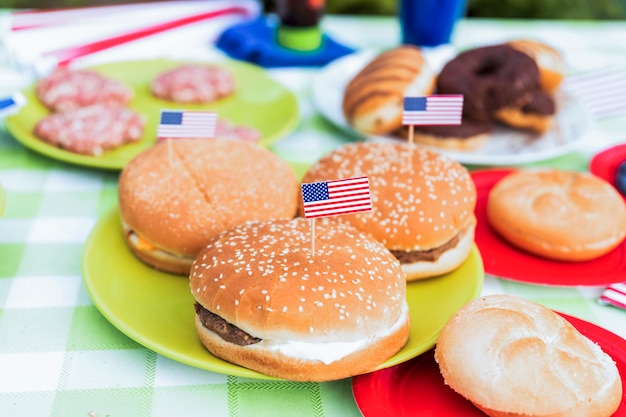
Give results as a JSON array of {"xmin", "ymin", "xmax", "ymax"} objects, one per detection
[
  {"xmin": 301, "ymin": 142, "xmax": 477, "ymax": 281},
  {"xmin": 507, "ymin": 39, "xmax": 567, "ymax": 93},
  {"xmin": 190, "ymin": 217, "xmax": 410, "ymax": 382},
  {"xmin": 118, "ymin": 139, "xmax": 299, "ymax": 275},
  {"xmin": 487, "ymin": 169, "xmax": 626, "ymax": 261},
  {"xmin": 435, "ymin": 294, "xmax": 622, "ymax": 417},
  {"xmin": 342, "ymin": 45, "xmax": 436, "ymax": 135}
]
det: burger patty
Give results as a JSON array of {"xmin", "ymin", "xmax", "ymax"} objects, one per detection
[
  {"xmin": 151, "ymin": 64, "xmax": 235, "ymax": 104},
  {"xmin": 194, "ymin": 302, "xmax": 261, "ymax": 346},
  {"xmin": 36, "ymin": 68, "xmax": 134, "ymax": 113},
  {"xmin": 34, "ymin": 104, "xmax": 145, "ymax": 156},
  {"xmin": 215, "ymin": 119, "xmax": 262, "ymax": 143},
  {"xmin": 391, "ymin": 233, "xmax": 460, "ymax": 263}
]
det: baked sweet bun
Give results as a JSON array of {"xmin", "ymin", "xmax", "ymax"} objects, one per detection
[
  {"xmin": 487, "ymin": 169, "xmax": 626, "ymax": 261},
  {"xmin": 301, "ymin": 142, "xmax": 477, "ymax": 281},
  {"xmin": 394, "ymin": 117, "xmax": 492, "ymax": 150},
  {"xmin": 342, "ymin": 45, "xmax": 436, "ymax": 135},
  {"xmin": 508, "ymin": 39, "xmax": 567, "ymax": 93},
  {"xmin": 493, "ymin": 89, "xmax": 556, "ymax": 134},
  {"xmin": 435, "ymin": 294, "xmax": 622, "ymax": 417},
  {"xmin": 118, "ymin": 139, "xmax": 299, "ymax": 275},
  {"xmin": 190, "ymin": 217, "xmax": 410, "ymax": 382}
]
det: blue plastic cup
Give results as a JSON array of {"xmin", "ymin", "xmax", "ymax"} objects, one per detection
[{"xmin": 399, "ymin": 0, "xmax": 467, "ymax": 47}]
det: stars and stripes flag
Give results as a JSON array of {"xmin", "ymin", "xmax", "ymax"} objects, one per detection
[
  {"xmin": 402, "ymin": 95, "xmax": 464, "ymax": 125},
  {"xmin": 599, "ymin": 282, "xmax": 626, "ymax": 310},
  {"xmin": 157, "ymin": 110, "xmax": 217, "ymax": 139},
  {"xmin": 301, "ymin": 176, "xmax": 372, "ymax": 219},
  {"xmin": 561, "ymin": 69, "xmax": 626, "ymax": 119}
]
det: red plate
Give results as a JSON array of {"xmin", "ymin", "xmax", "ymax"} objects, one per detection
[
  {"xmin": 471, "ymin": 169, "xmax": 626, "ymax": 286},
  {"xmin": 589, "ymin": 143, "xmax": 626, "ymax": 202},
  {"xmin": 352, "ymin": 313, "xmax": 626, "ymax": 417}
]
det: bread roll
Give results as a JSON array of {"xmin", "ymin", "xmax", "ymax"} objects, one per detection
[
  {"xmin": 487, "ymin": 169, "xmax": 626, "ymax": 261},
  {"xmin": 342, "ymin": 45, "xmax": 436, "ymax": 135},
  {"xmin": 435, "ymin": 294, "xmax": 622, "ymax": 417}
]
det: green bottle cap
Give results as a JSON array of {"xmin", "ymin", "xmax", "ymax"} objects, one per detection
[{"xmin": 277, "ymin": 25, "xmax": 322, "ymax": 51}]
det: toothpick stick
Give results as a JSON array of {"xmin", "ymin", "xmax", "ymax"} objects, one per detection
[
  {"xmin": 167, "ymin": 138, "xmax": 174, "ymax": 166},
  {"xmin": 408, "ymin": 124, "xmax": 414, "ymax": 146},
  {"xmin": 310, "ymin": 218, "xmax": 316, "ymax": 256}
]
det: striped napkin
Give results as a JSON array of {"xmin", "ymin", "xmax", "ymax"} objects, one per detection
[
  {"xmin": 599, "ymin": 282, "xmax": 626, "ymax": 310},
  {"xmin": 561, "ymin": 68, "xmax": 626, "ymax": 119}
]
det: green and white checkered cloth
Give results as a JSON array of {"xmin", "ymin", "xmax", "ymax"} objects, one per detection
[{"xmin": 1, "ymin": 15, "xmax": 626, "ymax": 417}]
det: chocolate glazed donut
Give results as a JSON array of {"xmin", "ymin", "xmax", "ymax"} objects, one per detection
[{"xmin": 437, "ymin": 44, "xmax": 541, "ymax": 122}]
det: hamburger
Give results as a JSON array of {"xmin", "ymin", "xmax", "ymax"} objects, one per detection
[
  {"xmin": 190, "ymin": 217, "xmax": 410, "ymax": 381},
  {"xmin": 301, "ymin": 142, "xmax": 477, "ymax": 281},
  {"xmin": 118, "ymin": 139, "xmax": 299, "ymax": 275}
]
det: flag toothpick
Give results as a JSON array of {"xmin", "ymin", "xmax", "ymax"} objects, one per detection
[
  {"xmin": 301, "ymin": 176, "xmax": 373, "ymax": 257},
  {"xmin": 310, "ymin": 218, "xmax": 316, "ymax": 256},
  {"xmin": 402, "ymin": 95, "xmax": 464, "ymax": 127},
  {"xmin": 157, "ymin": 109, "xmax": 218, "ymax": 140}
]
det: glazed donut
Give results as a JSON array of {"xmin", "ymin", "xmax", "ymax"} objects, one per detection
[
  {"xmin": 343, "ymin": 45, "xmax": 436, "ymax": 135},
  {"xmin": 494, "ymin": 89, "xmax": 556, "ymax": 134},
  {"xmin": 507, "ymin": 39, "xmax": 567, "ymax": 93},
  {"xmin": 394, "ymin": 117, "xmax": 492, "ymax": 150},
  {"xmin": 437, "ymin": 44, "xmax": 540, "ymax": 122}
]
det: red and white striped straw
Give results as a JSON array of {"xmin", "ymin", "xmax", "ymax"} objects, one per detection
[
  {"xmin": 599, "ymin": 282, "xmax": 626, "ymax": 310},
  {"xmin": 39, "ymin": 4, "xmax": 254, "ymax": 67},
  {"xmin": 10, "ymin": 1, "xmax": 233, "ymax": 31}
]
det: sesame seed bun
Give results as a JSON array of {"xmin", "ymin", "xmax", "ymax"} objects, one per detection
[
  {"xmin": 190, "ymin": 217, "xmax": 410, "ymax": 381},
  {"xmin": 486, "ymin": 168, "xmax": 626, "ymax": 261},
  {"xmin": 118, "ymin": 139, "xmax": 299, "ymax": 275},
  {"xmin": 300, "ymin": 142, "xmax": 477, "ymax": 281}
]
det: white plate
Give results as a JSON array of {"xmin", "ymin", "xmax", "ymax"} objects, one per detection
[{"xmin": 312, "ymin": 50, "xmax": 594, "ymax": 166}]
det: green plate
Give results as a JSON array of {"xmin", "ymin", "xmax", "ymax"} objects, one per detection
[
  {"xmin": 5, "ymin": 59, "xmax": 300, "ymax": 170},
  {"xmin": 82, "ymin": 207, "xmax": 484, "ymax": 380}
]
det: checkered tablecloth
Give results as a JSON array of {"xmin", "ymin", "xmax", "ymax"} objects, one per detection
[{"xmin": 1, "ymin": 12, "xmax": 626, "ymax": 417}]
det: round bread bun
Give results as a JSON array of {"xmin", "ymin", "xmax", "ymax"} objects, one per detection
[
  {"xmin": 190, "ymin": 217, "xmax": 410, "ymax": 382},
  {"xmin": 487, "ymin": 169, "xmax": 626, "ymax": 261},
  {"xmin": 300, "ymin": 142, "xmax": 477, "ymax": 281},
  {"xmin": 434, "ymin": 294, "xmax": 623, "ymax": 417},
  {"xmin": 342, "ymin": 45, "xmax": 436, "ymax": 135},
  {"xmin": 118, "ymin": 139, "xmax": 299, "ymax": 275},
  {"xmin": 508, "ymin": 39, "xmax": 567, "ymax": 93}
]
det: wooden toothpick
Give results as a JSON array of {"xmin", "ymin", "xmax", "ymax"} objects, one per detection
[{"xmin": 310, "ymin": 218, "xmax": 316, "ymax": 257}]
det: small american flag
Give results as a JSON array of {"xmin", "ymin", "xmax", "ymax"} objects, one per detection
[
  {"xmin": 301, "ymin": 176, "xmax": 372, "ymax": 219},
  {"xmin": 599, "ymin": 282, "xmax": 626, "ymax": 310},
  {"xmin": 402, "ymin": 95, "xmax": 463, "ymax": 125},
  {"xmin": 157, "ymin": 110, "xmax": 217, "ymax": 139},
  {"xmin": 561, "ymin": 69, "xmax": 626, "ymax": 119}
]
